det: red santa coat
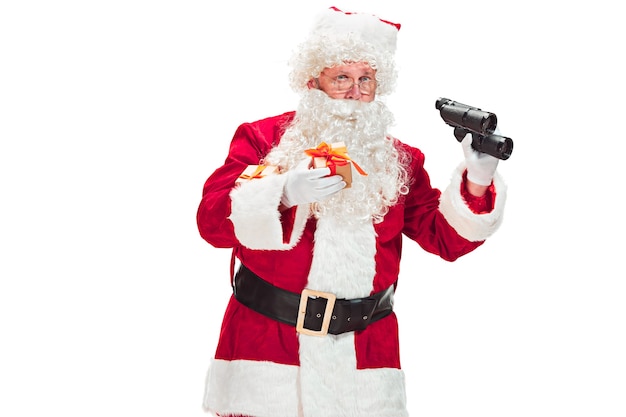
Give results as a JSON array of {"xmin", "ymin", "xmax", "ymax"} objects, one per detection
[{"xmin": 197, "ymin": 111, "xmax": 506, "ymax": 417}]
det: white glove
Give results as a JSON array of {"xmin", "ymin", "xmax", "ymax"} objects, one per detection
[
  {"xmin": 462, "ymin": 135, "xmax": 499, "ymax": 186},
  {"xmin": 281, "ymin": 159, "xmax": 346, "ymax": 208}
]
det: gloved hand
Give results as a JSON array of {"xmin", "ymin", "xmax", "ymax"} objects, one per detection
[
  {"xmin": 461, "ymin": 134, "xmax": 500, "ymax": 186},
  {"xmin": 281, "ymin": 158, "xmax": 346, "ymax": 208}
]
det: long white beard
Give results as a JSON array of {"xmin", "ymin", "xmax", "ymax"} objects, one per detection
[{"xmin": 264, "ymin": 89, "xmax": 409, "ymax": 224}]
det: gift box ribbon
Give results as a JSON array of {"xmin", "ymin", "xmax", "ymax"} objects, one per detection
[
  {"xmin": 238, "ymin": 165, "xmax": 269, "ymax": 181},
  {"xmin": 304, "ymin": 142, "xmax": 368, "ymax": 176}
]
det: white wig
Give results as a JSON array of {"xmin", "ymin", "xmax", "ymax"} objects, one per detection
[{"xmin": 288, "ymin": 7, "xmax": 401, "ymax": 96}]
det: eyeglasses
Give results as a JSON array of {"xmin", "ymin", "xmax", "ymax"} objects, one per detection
[{"xmin": 319, "ymin": 72, "xmax": 376, "ymax": 95}]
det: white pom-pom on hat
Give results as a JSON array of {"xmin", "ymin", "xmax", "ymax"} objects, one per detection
[{"xmin": 313, "ymin": 6, "xmax": 400, "ymax": 57}]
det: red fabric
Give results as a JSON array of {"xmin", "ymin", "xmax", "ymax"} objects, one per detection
[
  {"xmin": 280, "ymin": 206, "xmax": 297, "ymax": 244},
  {"xmin": 197, "ymin": 112, "xmax": 493, "ymax": 370},
  {"xmin": 461, "ymin": 171, "xmax": 496, "ymax": 214},
  {"xmin": 355, "ymin": 313, "xmax": 401, "ymax": 369}
]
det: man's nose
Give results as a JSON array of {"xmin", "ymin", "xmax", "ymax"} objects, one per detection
[{"xmin": 344, "ymin": 83, "xmax": 362, "ymax": 100}]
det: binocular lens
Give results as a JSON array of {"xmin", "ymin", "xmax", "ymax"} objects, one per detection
[
  {"xmin": 477, "ymin": 134, "xmax": 513, "ymax": 160},
  {"xmin": 482, "ymin": 114, "xmax": 497, "ymax": 135}
]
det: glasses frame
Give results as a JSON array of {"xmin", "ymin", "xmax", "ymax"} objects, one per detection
[{"xmin": 318, "ymin": 72, "xmax": 377, "ymax": 95}]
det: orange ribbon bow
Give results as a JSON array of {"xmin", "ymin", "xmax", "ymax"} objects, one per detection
[
  {"xmin": 304, "ymin": 142, "xmax": 367, "ymax": 176},
  {"xmin": 238, "ymin": 165, "xmax": 268, "ymax": 181}
]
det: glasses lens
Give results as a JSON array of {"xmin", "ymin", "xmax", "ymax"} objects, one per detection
[
  {"xmin": 335, "ymin": 79, "xmax": 374, "ymax": 94},
  {"xmin": 322, "ymin": 73, "xmax": 376, "ymax": 94},
  {"xmin": 359, "ymin": 80, "xmax": 373, "ymax": 94},
  {"xmin": 334, "ymin": 78, "xmax": 352, "ymax": 93}
]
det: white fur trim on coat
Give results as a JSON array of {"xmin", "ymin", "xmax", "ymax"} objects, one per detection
[
  {"xmin": 298, "ymin": 332, "xmax": 408, "ymax": 417},
  {"xmin": 203, "ymin": 359, "xmax": 299, "ymax": 417},
  {"xmin": 203, "ymin": 358, "xmax": 408, "ymax": 417},
  {"xmin": 295, "ymin": 215, "xmax": 408, "ymax": 416},
  {"xmin": 228, "ymin": 174, "xmax": 309, "ymax": 250},
  {"xmin": 439, "ymin": 163, "xmax": 507, "ymax": 242}
]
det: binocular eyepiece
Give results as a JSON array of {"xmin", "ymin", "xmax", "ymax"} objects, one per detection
[{"xmin": 436, "ymin": 98, "xmax": 513, "ymax": 160}]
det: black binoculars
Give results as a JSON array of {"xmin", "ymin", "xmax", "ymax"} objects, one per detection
[{"xmin": 435, "ymin": 98, "xmax": 513, "ymax": 160}]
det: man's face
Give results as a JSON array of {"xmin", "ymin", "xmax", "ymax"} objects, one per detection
[{"xmin": 312, "ymin": 62, "xmax": 377, "ymax": 103}]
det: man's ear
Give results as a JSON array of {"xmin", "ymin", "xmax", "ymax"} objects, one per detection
[{"xmin": 307, "ymin": 78, "xmax": 319, "ymax": 90}]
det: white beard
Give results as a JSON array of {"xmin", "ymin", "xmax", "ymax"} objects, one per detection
[{"xmin": 264, "ymin": 89, "xmax": 409, "ymax": 224}]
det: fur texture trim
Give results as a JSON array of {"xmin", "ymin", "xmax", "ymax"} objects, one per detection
[
  {"xmin": 203, "ymin": 358, "xmax": 408, "ymax": 417},
  {"xmin": 228, "ymin": 174, "xmax": 309, "ymax": 250},
  {"xmin": 439, "ymin": 163, "xmax": 507, "ymax": 242},
  {"xmin": 295, "ymin": 215, "xmax": 407, "ymax": 416},
  {"xmin": 203, "ymin": 359, "xmax": 300, "ymax": 417}
]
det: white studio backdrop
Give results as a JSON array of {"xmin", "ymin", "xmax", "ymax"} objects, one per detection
[{"xmin": 1, "ymin": 1, "xmax": 624, "ymax": 416}]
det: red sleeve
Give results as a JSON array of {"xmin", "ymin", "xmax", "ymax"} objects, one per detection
[
  {"xmin": 460, "ymin": 170, "xmax": 496, "ymax": 214},
  {"xmin": 401, "ymin": 145, "xmax": 483, "ymax": 262},
  {"xmin": 196, "ymin": 113, "xmax": 294, "ymax": 248}
]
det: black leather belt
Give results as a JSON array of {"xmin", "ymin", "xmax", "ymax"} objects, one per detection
[{"xmin": 233, "ymin": 264, "xmax": 395, "ymax": 336}]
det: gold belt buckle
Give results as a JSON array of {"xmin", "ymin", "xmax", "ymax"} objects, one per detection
[{"xmin": 296, "ymin": 289, "xmax": 337, "ymax": 337}]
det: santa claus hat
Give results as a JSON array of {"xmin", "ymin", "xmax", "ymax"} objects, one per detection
[{"xmin": 288, "ymin": 6, "xmax": 401, "ymax": 96}]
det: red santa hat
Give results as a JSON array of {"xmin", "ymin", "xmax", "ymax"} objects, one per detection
[{"xmin": 289, "ymin": 6, "xmax": 401, "ymax": 96}]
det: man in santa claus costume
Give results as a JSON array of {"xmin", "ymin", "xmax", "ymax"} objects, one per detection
[{"xmin": 197, "ymin": 6, "xmax": 507, "ymax": 417}]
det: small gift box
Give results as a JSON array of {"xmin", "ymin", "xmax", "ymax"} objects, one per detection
[
  {"xmin": 312, "ymin": 154, "xmax": 353, "ymax": 188},
  {"xmin": 305, "ymin": 142, "xmax": 367, "ymax": 189},
  {"xmin": 235, "ymin": 165, "xmax": 278, "ymax": 184}
]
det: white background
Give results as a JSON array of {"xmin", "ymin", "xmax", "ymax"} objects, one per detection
[{"xmin": 1, "ymin": 1, "xmax": 625, "ymax": 416}]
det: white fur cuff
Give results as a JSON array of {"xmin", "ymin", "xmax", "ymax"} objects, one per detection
[
  {"xmin": 228, "ymin": 174, "xmax": 309, "ymax": 250},
  {"xmin": 439, "ymin": 163, "xmax": 507, "ymax": 242}
]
